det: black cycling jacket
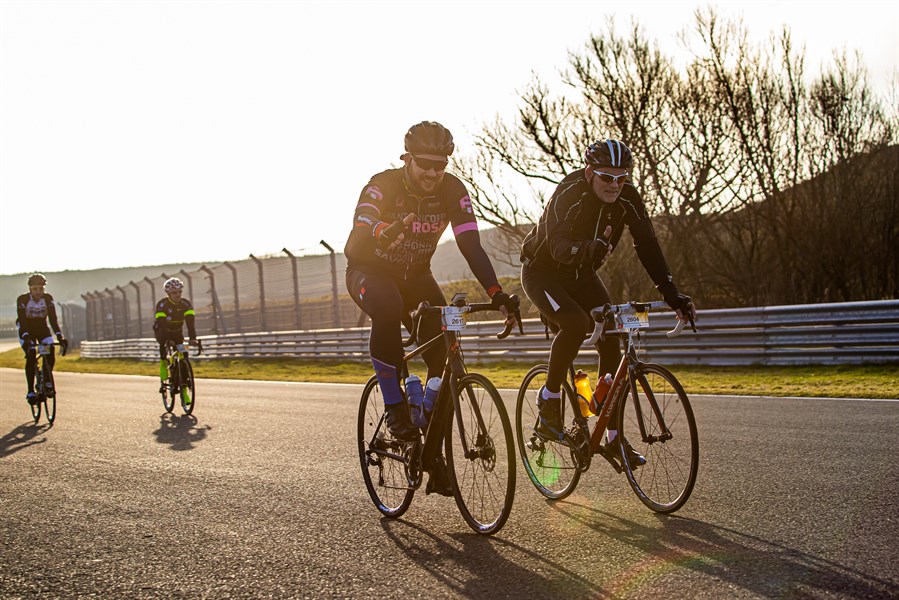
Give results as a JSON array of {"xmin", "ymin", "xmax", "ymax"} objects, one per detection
[
  {"xmin": 344, "ymin": 167, "xmax": 500, "ymax": 294},
  {"xmin": 520, "ymin": 169, "xmax": 674, "ymax": 286},
  {"xmin": 154, "ymin": 297, "xmax": 197, "ymax": 339},
  {"xmin": 16, "ymin": 293, "xmax": 62, "ymax": 338}
]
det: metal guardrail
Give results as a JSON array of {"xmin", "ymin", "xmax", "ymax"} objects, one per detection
[{"xmin": 80, "ymin": 300, "xmax": 899, "ymax": 366}]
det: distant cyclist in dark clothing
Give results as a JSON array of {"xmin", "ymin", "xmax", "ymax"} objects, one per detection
[
  {"xmin": 154, "ymin": 277, "xmax": 197, "ymax": 392},
  {"xmin": 520, "ymin": 139, "xmax": 696, "ymax": 467},
  {"xmin": 344, "ymin": 121, "xmax": 518, "ymax": 495},
  {"xmin": 16, "ymin": 273, "xmax": 68, "ymax": 404}
]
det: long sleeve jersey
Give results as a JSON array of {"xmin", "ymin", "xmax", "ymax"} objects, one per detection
[
  {"xmin": 343, "ymin": 167, "xmax": 501, "ymax": 295},
  {"xmin": 154, "ymin": 297, "xmax": 197, "ymax": 338},
  {"xmin": 520, "ymin": 169, "xmax": 674, "ymax": 286},
  {"xmin": 16, "ymin": 293, "xmax": 62, "ymax": 338}
]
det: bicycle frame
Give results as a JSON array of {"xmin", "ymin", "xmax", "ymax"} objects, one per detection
[
  {"xmin": 584, "ymin": 301, "xmax": 685, "ymax": 456},
  {"xmin": 367, "ymin": 297, "xmax": 517, "ymax": 487}
]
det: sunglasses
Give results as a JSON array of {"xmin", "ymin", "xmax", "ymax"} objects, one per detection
[
  {"xmin": 412, "ymin": 156, "xmax": 449, "ymax": 172},
  {"xmin": 592, "ymin": 170, "xmax": 629, "ymax": 185}
]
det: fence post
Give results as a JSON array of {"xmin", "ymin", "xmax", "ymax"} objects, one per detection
[
  {"xmin": 199, "ymin": 265, "xmax": 223, "ymax": 335},
  {"xmin": 115, "ymin": 285, "xmax": 129, "ymax": 338},
  {"xmin": 128, "ymin": 281, "xmax": 143, "ymax": 337},
  {"xmin": 283, "ymin": 248, "xmax": 303, "ymax": 330},
  {"xmin": 223, "ymin": 262, "xmax": 241, "ymax": 333},
  {"xmin": 179, "ymin": 269, "xmax": 194, "ymax": 303},
  {"xmin": 104, "ymin": 288, "xmax": 118, "ymax": 339},
  {"xmin": 319, "ymin": 240, "xmax": 341, "ymax": 328},
  {"xmin": 249, "ymin": 254, "xmax": 268, "ymax": 331},
  {"xmin": 144, "ymin": 277, "xmax": 157, "ymax": 334},
  {"xmin": 81, "ymin": 293, "xmax": 93, "ymax": 340}
]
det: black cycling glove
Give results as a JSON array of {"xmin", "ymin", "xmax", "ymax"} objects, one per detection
[
  {"xmin": 490, "ymin": 290, "xmax": 519, "ymax": 312},
  {"xmin": 657, "ymin": 281, "xmax": 692, "ymax": 312}
]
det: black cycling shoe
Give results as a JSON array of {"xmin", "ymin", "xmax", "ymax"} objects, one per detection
[
  {"xmin": 535, "ymin": 390, "xmax": 564, "ymax": 440},
  {"xmin": 26, "ymin": 392, "xmax": 39, "ymax": 405},
  {"xmin": 603, "ymin": 437, "xmax": 646, "ymax": 469},
  {"xmin": 384, "ymin": 402, "xmax": 420, "ymax": 442},
  {"xmin": 425, "ymin": 454, "xmax": 453, "ymax": 497}
]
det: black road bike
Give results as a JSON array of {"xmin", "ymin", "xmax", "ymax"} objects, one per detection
[
  {"xmin": 29, "ymin": 340, "xmax": 66, "ymax": 425},
  {"xmin": 160, "ymin": 339, "xmax": 202, "ymax": 415},
  {"xmin": 358, "ymin": 293, "xmax": 522, "ymax": 535}
]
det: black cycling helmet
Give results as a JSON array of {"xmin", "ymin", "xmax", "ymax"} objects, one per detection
[
  {"xmin": 585, "ymin": 139, "xmax": 633, "ymax": 169},
  {"xmin": 27, "ymin": 273, "xmax": 47, "ymax": 286},
  {"xmin": 404, "ymin": 121, "xmax": 455, "ymax": 157}
]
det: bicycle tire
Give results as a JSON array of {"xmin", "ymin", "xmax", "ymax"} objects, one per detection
[
  {"xmin": 43, "ymin": 364, "xmax": 57, "ymax": 425},
  {"xmin": 515, "ymin": 365, "xmax": 581, "ymax": 500},
  {"xmin": 445, "ymin": 373, "xmax": 515, "ymax": 535},
  {"xmin": 616, "ymin": 363, "xmax": 698, "ymax": 513},
  {"xmin": 180, "ymin": 360, "xmax": 196, "ymax": 415},
  {"xmin": 30, "ymin": 366, "xmax": 42, "ymax": 423},
  {"xmin": 357, "ymin": 375, "xmax": 414, "ymax": 518},
  {"xmin": 162, "ymin": 359, "xmax": 175, "ymax": 413}
]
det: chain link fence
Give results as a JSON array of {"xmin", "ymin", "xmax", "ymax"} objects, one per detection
[{"xmin": 81, "ymin": 248, "xmax": 365, "ymax": 341}]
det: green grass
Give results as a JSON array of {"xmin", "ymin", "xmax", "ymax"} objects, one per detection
[{"xmin": 1, "ymin": 348, "xmax": 896, "ymax": 399}]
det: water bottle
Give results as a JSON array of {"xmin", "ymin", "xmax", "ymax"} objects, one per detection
[
  {"xmin": 424, "ymin": 377, "xmax": 441, "ymax": 420},
  {"xmin": 590, "ymin": 373, "xmax": 614, "ymax": 415},
  {"xmin": 574, "ymin": 370, "xmax": 594, "ymax": 417},
  {"xmin": 405, "ymin": 374, "xmax": 426, "ymax": 428}
]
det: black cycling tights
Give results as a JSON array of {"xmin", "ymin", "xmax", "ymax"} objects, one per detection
[
  {"xmin": 347, "ymin": 267, "xmax": 447, "ymax": 384},
  {"xmin": 521, "ymin": 265, "xmax": 621, "ymax": 393}
]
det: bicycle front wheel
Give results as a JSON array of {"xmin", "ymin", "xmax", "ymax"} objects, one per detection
[
  {"xmin": 357, "ymin": 375, "xmax": 414, "ymax": 518},
  {"xmin": 515, "ymin": 365, "xmax": 581, "ymax": 500},
  {"xmin": 43, "ymin": 365, "xmax": 57, "ymax": 425},
  {"xmin": 30, "ymin": 369, "xmax": 42, "ymax": 423},
  {"xmin": 162, "ymin": 360, "xmax": 175, "ymax": 413},
  {"xmin": 180, "ymin": 360, "xmax": 196, "ymax": 415},
  {"xmin": 616, "ymin": 363, "xmax": 698, "ymax": 513},
  {"xmin": 445, "ymin": 373, "xmax": 515, "ymax": 535}
]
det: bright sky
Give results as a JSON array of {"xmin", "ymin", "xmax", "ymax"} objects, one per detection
[{"xmin": 1, "ymin": 0, "xmax": 896, "ymax": 276}]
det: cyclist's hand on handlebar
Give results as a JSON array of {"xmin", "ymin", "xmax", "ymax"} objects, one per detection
[
  {"xmin": 377, "ymin": 213, "xmax": 415, "ymax": 251},
  {"xmin": 491, "ymin": 291, "xmax": 523, "ymax": 336}
]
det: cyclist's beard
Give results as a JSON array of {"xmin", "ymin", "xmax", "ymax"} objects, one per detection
[{"xmin": 404, "ymin": 166, "xmax": 442, "ymax": 196}]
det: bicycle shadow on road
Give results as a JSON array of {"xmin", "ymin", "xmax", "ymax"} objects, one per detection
[
  {"xmin": 0, "ymin": 422, "xmax": 49, "ymax": 458},
  {"xmin": 547, "ymin": 500, "xmax": 898, "ymax": 598},
  {"xmin": 378, "ymin": 517, "xmax": 602, "ymax": 598},
  {"xmin": 152, "ymin": 413, "xmax": 211, "ymax": 451}
]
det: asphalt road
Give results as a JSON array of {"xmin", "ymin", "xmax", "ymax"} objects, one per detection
[{"xmin": 1, "ymin": 368, "xmax": 897, "ymax": 599}]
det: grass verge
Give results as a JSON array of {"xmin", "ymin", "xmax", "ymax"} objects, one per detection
[{"xmin": 0, "ymin": 348, "xmax": 896, "ymax": 399}]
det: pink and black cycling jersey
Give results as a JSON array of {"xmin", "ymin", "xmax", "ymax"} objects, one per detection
[{"xmin": 344, "ymin": 168, "xmax": 499, "ymax": 292}]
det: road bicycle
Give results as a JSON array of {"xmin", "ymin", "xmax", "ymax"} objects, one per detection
[
  {"xmin": 28, "ymin": 340, "xmax": 66, "ymax": 425},
  {"xmin": 516, "ymin": 300, "xmax": 698, "ymax": 513},
  {"xmin": 160, "ymin": 339, "xmax": 202, "ymax": 416},
  {"xmin": 357, "ymin": 293, "xmax": 522, "ymax": 535}
]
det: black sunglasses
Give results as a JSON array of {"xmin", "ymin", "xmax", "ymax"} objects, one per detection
[
  {"xmin": 412, "ymin": 155, "xmax": 449, "ymax": 172},
  {"xmin": 592, "ymin": 170, "xmax": 629, "ymax": 185}
]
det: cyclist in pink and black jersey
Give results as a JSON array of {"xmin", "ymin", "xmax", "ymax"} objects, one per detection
[
  {"xmin": 344, "ymin": 121, "xmax": 518, "ymax": 495},
  {"xmin": 16, "ymin": 273, "xmax": 68, "ymax": 405}
]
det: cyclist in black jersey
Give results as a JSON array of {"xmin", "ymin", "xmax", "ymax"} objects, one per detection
[
  {"xmin": 16, "ymin": 273, "xmax": 68, "ymax": 405},
  {"xmin": 520, "ymin": 139, "xmax": 696, "ymax": 467},
  {"xmin": 345, "ymin": 121, "xmax": 518, "ymax": 496},
  {"xmin": 154, "ymin": 277, "xmax": 198, "ymax": 393}
]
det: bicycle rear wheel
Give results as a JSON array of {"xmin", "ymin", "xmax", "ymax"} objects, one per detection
[
  {"xmin": 515, "ymin": 365, "xmax": 581, "ymax": 499},
  {"xmin": 357, "ymin": 375, "xmax": 414, "ymax": 518},
  {"xmin": 43, "ymin": 365, "xmax": 57, "ymax": 425},
  {"xmin": 180, "ymin": 360, "xmax": 196, "ymax": 415},
  {"xmin": 616, "ymin": 363, "xmax": 698, "ymax": 513},
  {"xmin": 445, "ymin": 373, "xmax": 515, "ymax": 535}
]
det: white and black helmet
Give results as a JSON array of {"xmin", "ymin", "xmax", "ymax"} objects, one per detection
[
  {"xmin": 164, "ymin": 277, "xmax": 184, "ymax": 293},
  {"xmin": 585, "ymin": 139, "xmax": 633, "ymax": 169}
]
